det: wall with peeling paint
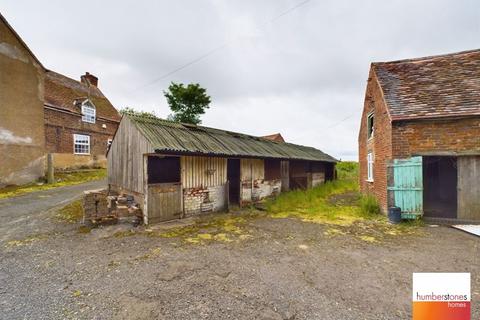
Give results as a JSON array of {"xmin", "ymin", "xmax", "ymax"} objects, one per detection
[{"xmin": 0, "ymin": 18, "xmax": 45, "ymax": 186}]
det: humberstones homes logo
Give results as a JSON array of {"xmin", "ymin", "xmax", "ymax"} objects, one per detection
[{"xmin": 413, "ymin": 273, "xmax": 470, "ymax": 320}]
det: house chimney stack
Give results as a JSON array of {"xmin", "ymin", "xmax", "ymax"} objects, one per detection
[{"xmin": 81, "ymin": 72, "xmax": 98, "ymax": 87}]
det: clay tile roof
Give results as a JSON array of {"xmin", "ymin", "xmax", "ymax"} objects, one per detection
[
  {"xmin": 262, "ymin": 133, "xmax": 285, "ymax": 142},
  {"xmin": 373, "ymin": 49, "xmax": 480, "ymax": 121},
  {"xmin": 44, "ymin": 70, "xmax": 120, "ymax": 122}
]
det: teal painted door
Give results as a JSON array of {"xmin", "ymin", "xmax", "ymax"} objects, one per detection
[{"xmin": 387, "ymin": 156, "xmax": 423, "ymax": 219}]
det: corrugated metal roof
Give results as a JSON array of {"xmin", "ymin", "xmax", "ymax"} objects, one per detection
[{"xmin": 127, "ymin": 114, "xmax": 337, "ymax": 162}]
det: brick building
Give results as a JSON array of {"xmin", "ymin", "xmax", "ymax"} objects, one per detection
[
  {"xmin": 359, "ymin": 49, "xmax": 480, "ymax": 222},
  {"xmin": 44, "ymin": 70, "xmax": 120, "ymax": 169},
  {"xmin": 108, "ymin": 113, "xmax": 337, "ymax": 224},
  {"xmin": 0, "ymin": 13, "xmax": 45, "ymax": 186}
]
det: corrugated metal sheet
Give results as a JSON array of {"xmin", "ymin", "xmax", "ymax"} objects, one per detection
[{"xmin": 127, "ymin": 114, "xmax": 337, "ymax": 162}]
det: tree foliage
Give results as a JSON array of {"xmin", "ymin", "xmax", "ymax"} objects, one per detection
[
  {"xmin": 164, "ymin": 82, "xmax": 211, "ymax": 125},
  {"xmin": 119, "ymin": 107, "xmax": 156, "ymax": 118}
]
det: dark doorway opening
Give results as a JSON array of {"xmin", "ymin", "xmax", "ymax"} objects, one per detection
[
  {"xmin": 147, "ymin": 156, "xmax": 181, "ymax": 184},
  {"xmin": 423, "ymin": 156, "xmax": 457, "ymax": 219},
  {"xmin": 227, "ymin": 159, "xmax": 240, "ymax": 205}
]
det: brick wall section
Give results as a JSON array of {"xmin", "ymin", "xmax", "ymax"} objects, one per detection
[
  {"xmin": 183, "ymin": 185, "xmax": 227, "ymax": 217},
  {"xmin": 44, "ymin": 107, "xmax": 118, "ymax": 158},
  {"xmin": 241, "ymin": 179, "xmax": 282, "ymax": 204},
  {"xmin": 358, "ymin": 68, "xmax": 392, "ymax": 213},
  {"xmin": 392, "ymin": 117, "xmax": 480, "ymax": 158}
]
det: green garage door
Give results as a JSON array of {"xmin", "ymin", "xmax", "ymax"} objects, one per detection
[{"xmin": 387, "ymin": 156, "xmax": 423, "ymax": 219}]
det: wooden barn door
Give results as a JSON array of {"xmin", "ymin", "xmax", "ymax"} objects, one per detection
[
  {"xmin": 457, "ymin": 156, "xmax": 480, "ymax": 220},
  {"xmin": 387, "ymin": 156, "xmax": 423, "ymax": 219},
  {"xmin": 147, "ymin": 183, "xmax": 182, "ymax": 223},
  {"xmin": 146, "ymin": 156, "xmax": 183, "ymax": 223}
]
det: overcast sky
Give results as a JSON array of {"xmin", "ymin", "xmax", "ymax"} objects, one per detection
[{"xmin": 2, "ymin": 0, "xmax": 479, "ymax": 160}]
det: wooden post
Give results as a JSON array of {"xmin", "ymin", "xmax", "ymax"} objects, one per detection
[
  {"xmin": 47, "ymin": 153, "xmax": 54, "ymax": 184},
  {"xmin": 226, "ymin": 180, "xmax": 230, "ymax": 212}
]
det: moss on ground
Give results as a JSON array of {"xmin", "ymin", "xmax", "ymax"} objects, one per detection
[
  {"xmin": 0, "ymin": 169, "xmax": 106, "ymax": 199},
  {"xmin": 56, "ymin": 200, "xmax": 84, "ymax": 223},
  {"xmin": 111, "ymin": 213, "xmax": 255, "ymax": 245}
]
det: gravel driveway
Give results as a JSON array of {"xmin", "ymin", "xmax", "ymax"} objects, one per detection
[
  {"xmin": 0, "ymin": 191, "xmax": 479, "ymax": 319},
  {"xmin": 0, "ymin": 179, "xmax": 106, "ymax": 243}
]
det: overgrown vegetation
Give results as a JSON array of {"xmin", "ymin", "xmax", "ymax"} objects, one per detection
[
  {"xmin": 119, "ymin": 107, "xmax": 157, "ymax": 118},
  {"xmin": 335, "ymin": 161, "xmax": 359, "ymax": 180},
  {"xmin": 265, "ymin": 161, "xmax": 421, "ymax": 242},
  {"xmin": 0, "ymin": 169, "xmax": 106, "ymax": 199}
]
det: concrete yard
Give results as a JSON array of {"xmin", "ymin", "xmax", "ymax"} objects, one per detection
[{"xmin": 0, "ymin": 186, "xmax": 479, "ymax": 319}]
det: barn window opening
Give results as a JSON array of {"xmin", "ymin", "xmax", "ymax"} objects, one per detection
[
  {"xmin": 147, "ymin": 156, "xmax": 180, "ymax": 184},
  {"xmin": 264, "ymin": 159, "xmax": 281, "ymax": 180},
  {"xmin": 73, "ymin": 134, "xmax": 90, "ymax": 154},
  {"xmin": 367, "ymin": 152, "xmax": 374, "ymax": 181},
  {"xmin": 367, "ymin": 113, "xmax": 374, "ymax": 139},
  {"xmin": 310, "ymin": 162, "xmax": 325, "ymax": 173}
]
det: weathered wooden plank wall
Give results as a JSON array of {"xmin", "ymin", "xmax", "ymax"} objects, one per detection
[
  {"xmin": 240, "ymin": 159, "xmax": 264, "ymax": 181},
  {"xmin": 458, "ymin": 156, "xmax": 480, "ymax": 220},
  {"xmin": 147, "ymin": 182, "xmax": 182, "ymax": 223},
  {"xmin": 107, "ymin": 117, "xmax": 153, "ymax": 194},
  {"xmin": 181, "ymin": 156, "xmax": 227, "ymax": 188},
  {"xmin": 280, "ymin": 160, "xmax": 289, "ymax": 191}
]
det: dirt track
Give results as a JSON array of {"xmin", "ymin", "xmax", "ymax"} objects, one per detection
[{"xmin": 1, "ymin": 205, "xmax": 479, "ymax": 320}]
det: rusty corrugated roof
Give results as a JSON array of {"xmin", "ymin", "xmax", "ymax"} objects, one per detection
[
  {"xmin": 373, "ymin": 49, "xmax": 480, "ymax": 121},
  {"xmin": 44, "ymin": 70, "xmax": 121, "ymax": 122},
  {"xmin": 127, "ymin": 114, "xmax": 337, "ymax": 162}
]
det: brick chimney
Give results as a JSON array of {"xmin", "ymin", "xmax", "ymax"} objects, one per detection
[{"xmin": 81, "ymin": 72, "xmax": 98, "ymax": 87}]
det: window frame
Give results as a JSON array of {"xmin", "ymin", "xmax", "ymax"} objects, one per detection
[
  {"xmin": 81, "ymin": 101, "xmax": 96, "ymax": 124},
  {"xmin": 367, "ymin": 152, "xmax": 374, "ymax": 182},
  {"xmin": 367, "ymin": 112, "xmax": 374, "ymax": 140},
  {"xmin": 73, "ymin": 134, "xmax": 90, "ymax": 155}
]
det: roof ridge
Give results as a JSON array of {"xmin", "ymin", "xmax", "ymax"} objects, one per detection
[
  {"xmin": 46, "ymin": 69, "xmax": 106, "ymax": 98},
  {"xmin": 126, "ymin": 113, "xmax": 271, "ymax": 140},
  {"xmin": 372, "ymin": 48, "xmax": 480, "ymax": 66}
]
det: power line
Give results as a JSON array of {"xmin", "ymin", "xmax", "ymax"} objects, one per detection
[
  {"xmin": 131, "ymin": 0, "xmax": 313, "ymax": 93},
  {"xmin": 326, "ymin": 113, "xmax": 355, "ymax": 129}
]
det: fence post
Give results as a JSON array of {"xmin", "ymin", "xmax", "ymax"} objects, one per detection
[{"xmin": 47, "ymin": 153, "xmax": 54, "ymax": 184}]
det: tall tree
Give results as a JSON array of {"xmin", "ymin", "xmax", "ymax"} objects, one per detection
[{"xmin": 164, "ymin": 82, "xmax": 211, "ymax": 125}]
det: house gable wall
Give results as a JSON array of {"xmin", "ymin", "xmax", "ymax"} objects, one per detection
[
  {"xmin": 358, "ymin": 68, "xmax": 392, "ymax": 212},
  {"xmin": 0, "ymin": 17, "xmax": 45, "ymax": 186}
]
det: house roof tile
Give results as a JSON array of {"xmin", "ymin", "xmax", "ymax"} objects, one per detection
[
  {"xmin": 373, "ymin": 49, "xmax": 480, "ymax": 121},
  {"xmin": 44, "ymin": 70, "xmax": 120, "ymax": 122}
]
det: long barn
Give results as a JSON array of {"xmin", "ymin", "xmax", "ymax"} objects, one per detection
[{"xmin": 108, "ymin": 114, "xmax": 337, "ymax": 224}]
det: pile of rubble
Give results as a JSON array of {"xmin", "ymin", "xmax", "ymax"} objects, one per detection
[{"xmin": 83, "ymin": 189, "xmax": 142, "ymax": 225}]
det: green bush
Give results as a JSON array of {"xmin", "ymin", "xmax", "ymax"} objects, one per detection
[
  {"xmin": 359, "ymin": 195, "xmax": 381, "ymax": 216},
  {"xmin": 336, "ymin": 161, "xmax": 358, "ymax": 180}
]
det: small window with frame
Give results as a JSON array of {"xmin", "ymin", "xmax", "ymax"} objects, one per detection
[
  {"xmin": 367, "ymin": 112, "xmax": 374, "ymax": 139},
  {"xmin": 367, "ymin": 152, "xmax": 374, "ymax": 182},
  {"xmin": 81, "ymin": 101, "xmax": 96, "ymax": 123},
  {"xmin": 74, "ymin": 134, "xmax": 90, "ymax": 155}
]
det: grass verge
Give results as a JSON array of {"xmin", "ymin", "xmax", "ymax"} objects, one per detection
[
  {"xmin": 0, "ymin": 169, "xmax": 106, "ymax": 199},
  {"xmin": 265, "ymin": 161, "xmax": 423, "ymax": 242}
]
